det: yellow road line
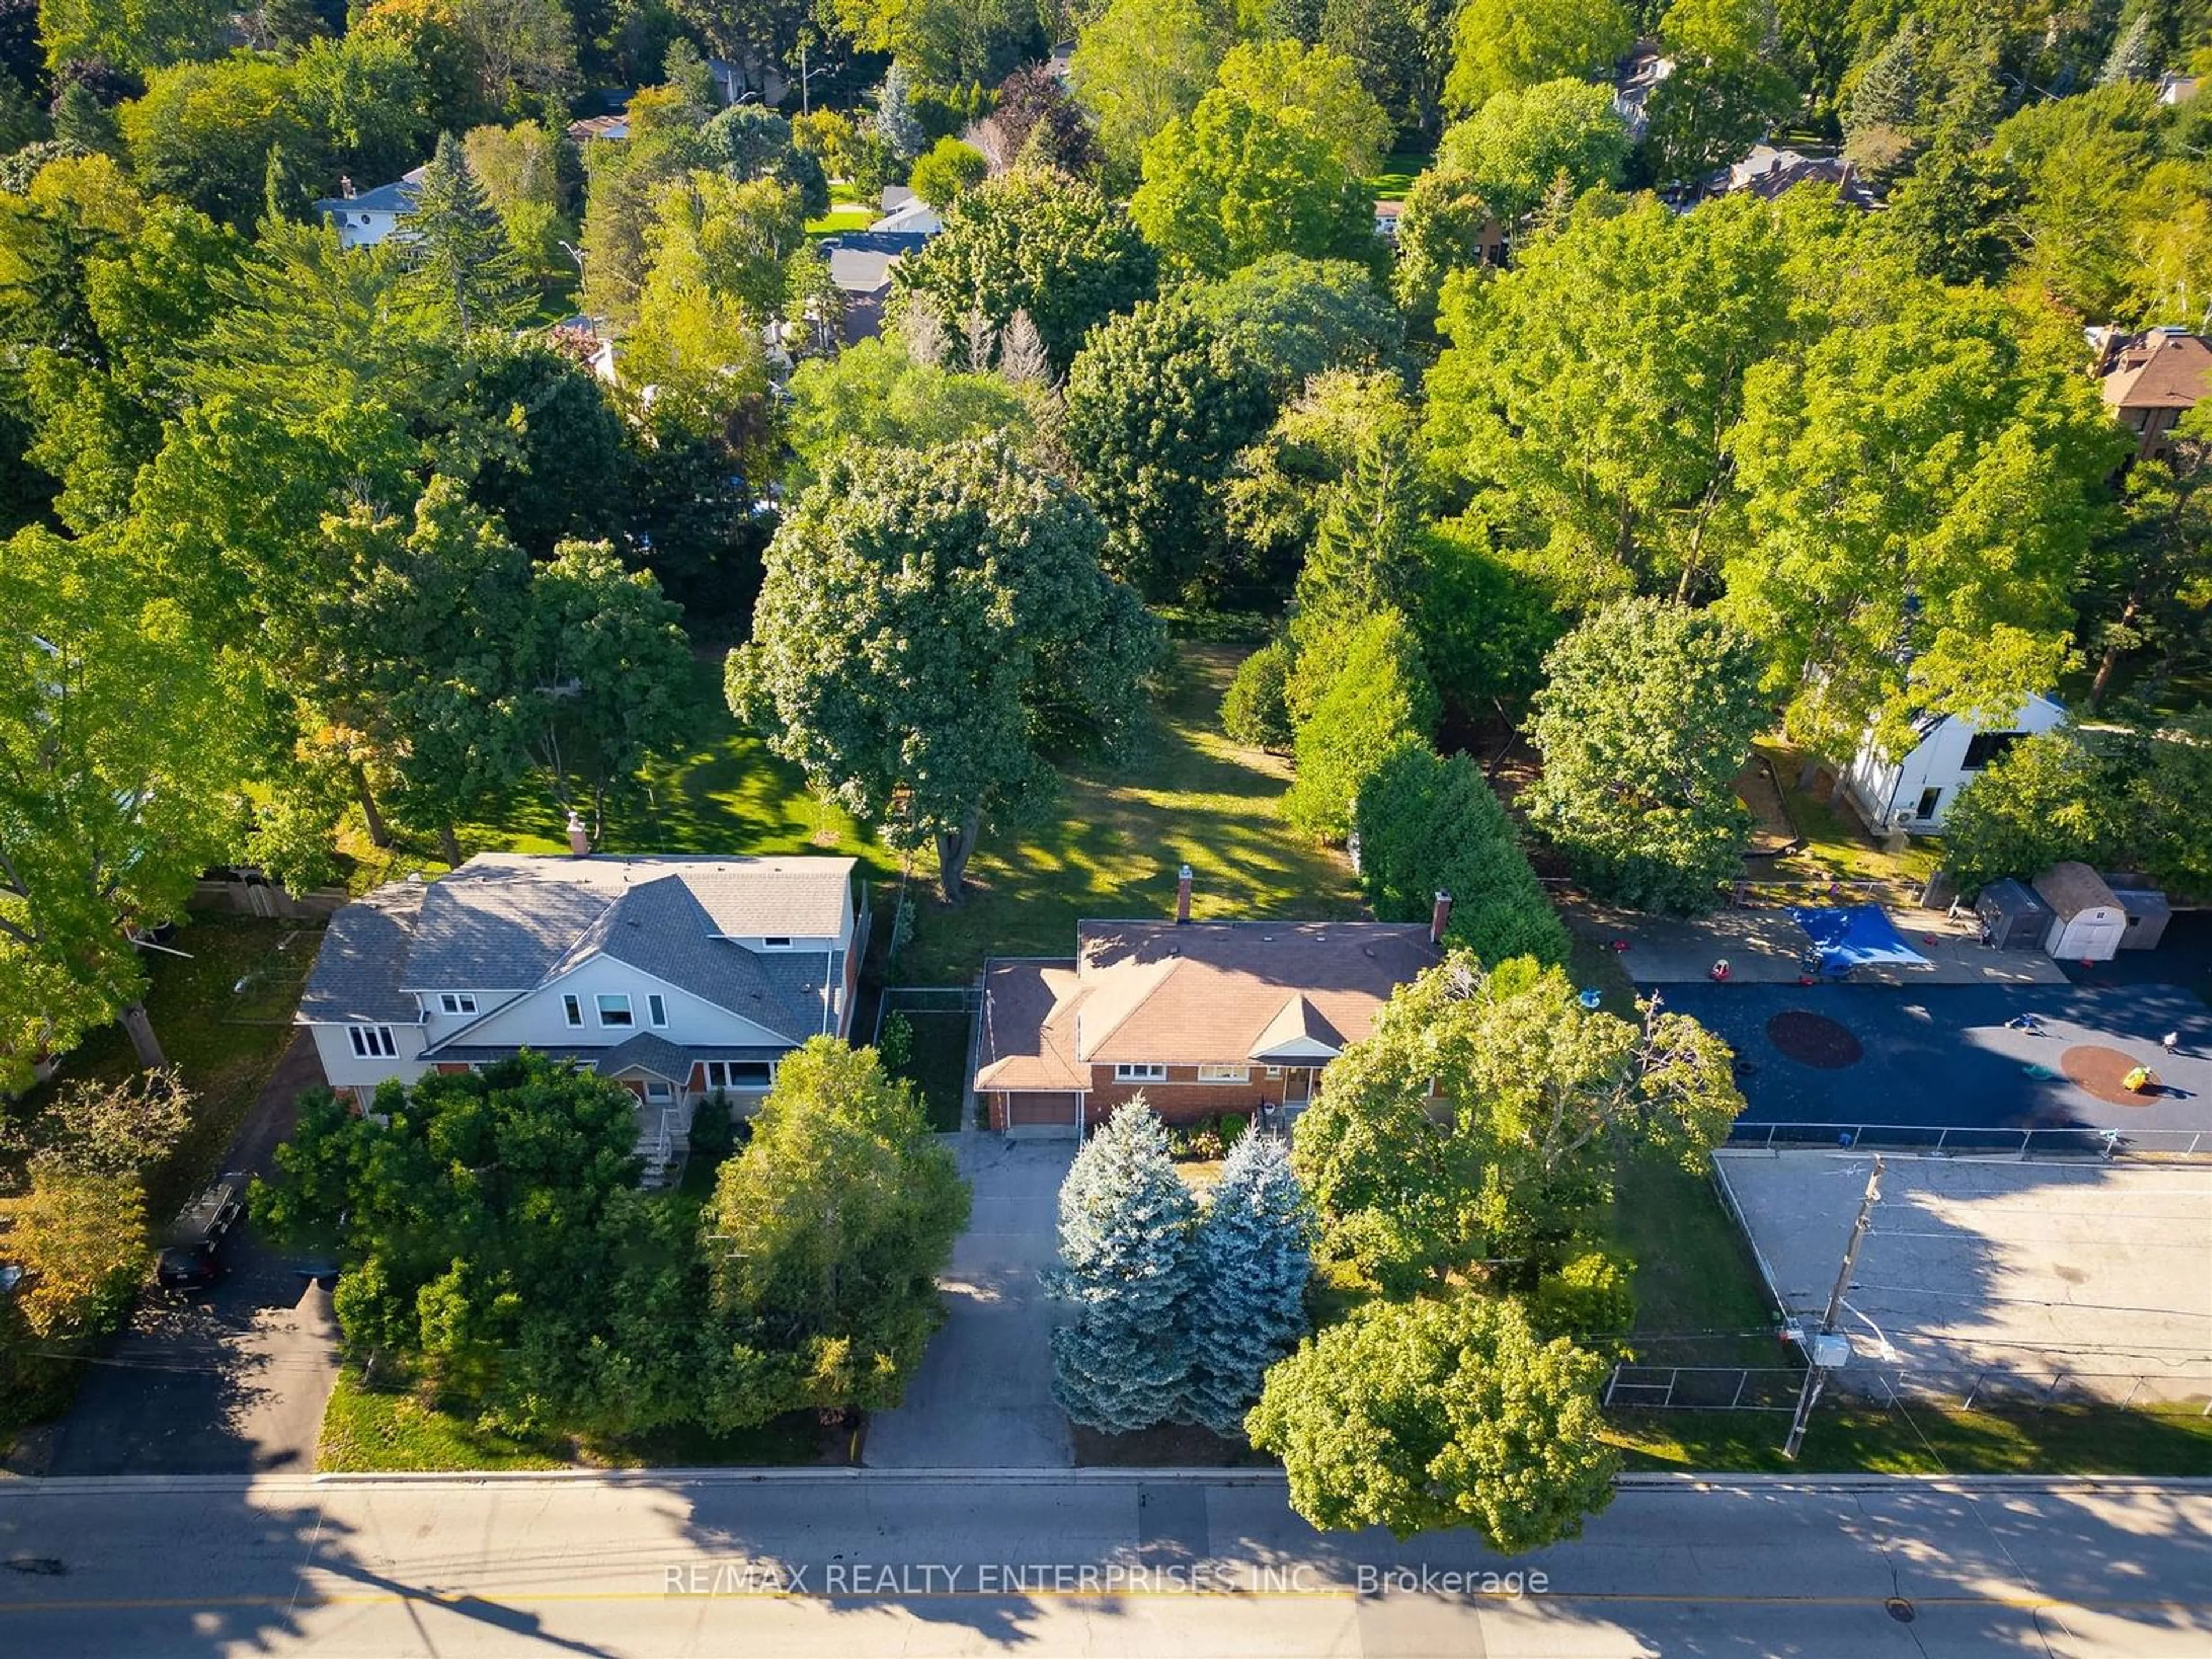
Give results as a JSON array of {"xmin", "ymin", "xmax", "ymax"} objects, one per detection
[{"xmin": 2, "ymin": 1589, "xmax": 2206, "ymax": 1613}]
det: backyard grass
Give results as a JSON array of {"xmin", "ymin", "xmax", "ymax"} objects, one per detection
[
  {"xmin": 805, "ymin": 206, "xmax": 874, "ymax": 236},
  {"xmin": 430, "ymin": 643, "xmax": 1353, "ymax": 989},
  {"xmin": 1366, "ymin": 149, "xmax": 1431, "ymax": 201},
  {"xmin": 1752, "ymin": 740, "xmax": 1942, "ymax": 889},
  {"xmin": 318, "ymin": 1367, "xmax": 834, "ymax": 1471},
  {"xmin": 882, "ymin": 1010, "xmax": 972, "ymax": 1131},
  {"xmin": 895, "ymin": 643, "xmax": 1363, "ymax": 983},
  {"xmin": 13, "ymin": 916, "xmax": 318, "ymax": 1225}
]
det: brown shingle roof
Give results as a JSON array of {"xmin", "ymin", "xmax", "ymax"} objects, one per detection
[
  {"xmin": 2099, "ymin": 331, "xmax": 2212, "ymax": 412},
  {"xmin": 987, "ymin": 920, "xmax": 1436, "ymax": 1080},
  {"xmin": 2032, "ymin": 861, "xmax": 2122, "ymax": 921}
]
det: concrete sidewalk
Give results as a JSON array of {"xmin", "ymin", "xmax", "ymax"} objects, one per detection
[{"xmin": 1564, "ymin": 899, "xmax": 2069, "ymax": 987}]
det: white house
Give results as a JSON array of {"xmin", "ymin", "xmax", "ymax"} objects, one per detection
[
  {"xmin": 1840, "ymin": 694, "xmax": 2068, "ymax": 835},
  {"xmin": 297, "ymin": 854, "xmax": 866, "ymax": 1180},
  {"xmin": 313, "ymin": 166, "xmax": 427, "ymax": 250}
]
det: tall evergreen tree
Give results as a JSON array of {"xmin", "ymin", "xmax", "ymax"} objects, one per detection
[
  {"xmin": 1186, "ymin": 1132, "xmax": 1312, "ymax": 1437},
  {"xmin": 399, "ymin": 130, "xmax": 534, "ymax": 334},
  {"xmin": 1048, "ymin": 1100, "xmax": 1199, "ymax": 1432}
]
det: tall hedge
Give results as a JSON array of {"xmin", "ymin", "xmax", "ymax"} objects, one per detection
[{"xmin": 1354, "ymin": 739, "xmax": 1569, "ymax": 967}]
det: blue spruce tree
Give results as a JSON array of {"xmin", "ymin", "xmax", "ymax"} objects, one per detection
[
  {"xmin": 1048, "ymin": 1099, "xmax": 1198, "ymax": 1431},
  {"xmin": 1186, "ymin": 1131, "xmax": 1313, "ymax": 1437}
]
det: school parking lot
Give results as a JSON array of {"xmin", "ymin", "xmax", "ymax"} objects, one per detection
[{"xmin": 1716, "ymin": 1152, "xmax": 2212, "ymax": 1406}]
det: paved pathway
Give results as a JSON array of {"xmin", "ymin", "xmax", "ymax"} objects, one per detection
[
  {"xmin": 1, "ymin": 1472, "xmax": 2205, "ymax": 1656},
  {"xmin": 1565, "ymin": 899, "xmax": 2069, "ymax": 986},
  {"xmin": 863, "ymin": 1136, "xmax": 1075, "ymax": 1469}
]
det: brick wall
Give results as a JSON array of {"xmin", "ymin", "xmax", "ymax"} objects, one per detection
[{"xmin": 1084, "ymin": 1065, "xmax": 1305, "ymax": 1127}]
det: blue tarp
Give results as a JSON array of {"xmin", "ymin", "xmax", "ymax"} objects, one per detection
[{"xmin": 1786, "ymin": 905, "xmax": 1933, "ymax": 974}]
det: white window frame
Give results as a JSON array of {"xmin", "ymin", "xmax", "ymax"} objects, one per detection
[
  {"xmin": 438, "ymin": 993, "xmax": 478, "ymax": 1016},
  {"xmin": 1195, "ymin": 1065, "xmax": 1249, "ymax": 1084},
  {"xmin": 596, "ymin": 993, "xmax": 634, "ymax": 1028},
  {"xmin": 643, "ymin": 1080, "xmax": 674, "ymax": 1104},
  {"xmin": 562, "ymin": 994, "xmax": 583, "ymax": 1027},
  {"xmin": 1113, "ymin": 1063, "xmax": 1168, "ymax": 1082},
  {"xmin": 761, "ymin": 935, "xmax": 794, "ymax": 949},
  {"xmin": 704, "ymin": 1059, "xmax": 775, "ymax": 1090},
  {"xmin": 348, "ymin": 1024, "xmax": 397, "ymax": 1058},
  {"xmin": 647, "ymin": 994, "xmax": 668, "ymax": 1028},
  {"xmin": 1264, "ymin": 1065, "xmax": 1283, "ymax": 1078}
]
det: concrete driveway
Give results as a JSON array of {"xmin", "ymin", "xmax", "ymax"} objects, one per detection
[
  {"xmin": 36, "ymin": 1032, "xmax": 340, "ymax": 1477},
  {"xmin": 864, "ymin": 1136, "xmax": 1074, "ymax": 1469}
]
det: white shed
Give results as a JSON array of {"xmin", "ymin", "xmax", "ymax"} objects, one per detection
[
  {"xmin": 2033, "ymin": 862, "xmax": 2128, "ymax": 963},
  {"xmin": 1842, "ymin": 694, "xmax": 2067, "ymax": 834}
]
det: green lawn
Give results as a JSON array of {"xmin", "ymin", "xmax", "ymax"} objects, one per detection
[
  {"xmin": 1752, "ymin": 740, "xmax": 1942, "ymax": 889},
  {"xmin": 1611, "ymin": 1402, "xmax": 2212, "ymax": 1476},
  {"xmin": 895, "ymin": 643, "xmax": 1363, "ymax": 983},
  {"xmin": 806, "ymin": 206, "xmax": 874, "ymax": 236},
  {"xmin": 10, "ymin": 916, "xmax": 316, "ymax": 1225},
  {"xmin": 450, "ymin": 644, "xmax": 1354, "ymax": 989},
  {"xmin": 882, "ymin": 1010, "xmax": 972, "ymax": 1131},
  {"xmin": 1367, "ymin": 149, "xmax": 1431, "ymax": 202},
  {"xmin": 318, "ymin": 1367, "xmax": 832, "ymax": 1471},
  {"xmin": 1610, "ymin": 1152, "xmax": 1779, "ymax": 1370}
]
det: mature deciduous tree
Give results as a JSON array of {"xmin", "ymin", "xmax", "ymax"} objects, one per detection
[
  {"xmin": 1247, "ymin": 1293, "xmax": 1618, "ymax": 1546},
  {"xmin": 1444, "ymin": 0, "xmax": 1633, "ymax": 115},
  {"xmin": 1938, "ymin": 729, "xmax": 2128, "ymax": 894},
  {"xmin": 1049, "ymin": 1099, "xmax": 1199, "ymax": 1433},
  {"xmin": 701, "ymin": 1037, "xmax": 969, "ymax": 1426},
  {"xmin": 1294, "ymin": 953, "xmax": 1738, "ymax": 1283},
  {"xmin": 1435, "ymin": 77, "xmax": 1629, "ymax": 229},
  {"xmin": 255, "ymin": 1055, "xmax": 645, "ymax": 1422},
  {"xmin": 890, "ymin": 168, "xmax": 1156, "ymax": 374},
  {"xmin": 1131, "ymin": 78, "xmax": 1379, "ymax": 279},
  {"xmin": 1425, "ymin": 191, "xmax": 1805, "ymax": 607},
  {"xmin": 729, "ymin": 438, "xmax": 1158, "ymax": 902},
  {"xmin": 0, "ymin": 525, "xmax": 252, "ymax": 1081},
  {"xmin": 1720, "ymin": 279, "xmax": 2124, "ymax": 770},
  {"xmin": 1524, "ymin": 598, "xmax": 1768, "ymax": 913},
  {"xmin": 783, "ymin": 334, "xmax": 1036, "ymax": 488},
  {"xmin": 8, "ymin": 1166, "xmax": 147, "ymax": 1339},
  {"xmin": 1070, "ymin": 0, "xmax": 1233, "ymax": 185}
]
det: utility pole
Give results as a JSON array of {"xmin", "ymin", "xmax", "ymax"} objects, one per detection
[{"xmin": 1782, "ymin": 1154, "xmax": 1883, "ymax": 1461}]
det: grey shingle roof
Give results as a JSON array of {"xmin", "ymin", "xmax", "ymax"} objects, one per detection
[
  {"xmin": 593, "ymin": 1032, "xmax": 697, "ymax": 1080},
  {"xmin": 303, "ymin": 853, "xmax": 853, "ymax": 1040},
  {"xmin": 297, "ymin": 881, "xmax": 427, "ymax": 1024}
]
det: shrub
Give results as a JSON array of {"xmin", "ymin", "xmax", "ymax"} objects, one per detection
[
  {"xmin": 877, "ymin": 1011, "xmax": 914, "ymax": 1071},
  {"xmin": 1218, "ymin": 1112, "xmax": 1249, "ymax": 1150},
  {"xmin": 1530, "ymin": 1244, "xmax": 1636, "ymax": 1342},
  {"xmin": 1221, "ymin": 639, "xmax": 1294, "ymax": 748},
  {"xmin": 908, "ymin": 137, "xmax": 988, "ymax": 208},
  {"xmin": 688, "ymin": 1092, "xmax": 737, "ymax": 1167}
]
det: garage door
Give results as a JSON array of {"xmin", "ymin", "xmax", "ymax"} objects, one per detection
[{"xmin": 1005, "ymin": 1092, "xmax": 1081, "ymax": 1137}]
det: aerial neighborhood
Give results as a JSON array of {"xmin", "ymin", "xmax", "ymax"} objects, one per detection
[{"xmin": 0, "ymin": 0, "xmax": 2209, "ymax": 1649}]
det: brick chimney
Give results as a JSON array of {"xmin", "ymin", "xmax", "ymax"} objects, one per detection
[
  {"xmin": 1175, "ymin": 864, "xmax": 1194, "ymax": 925},
  {"xmin": 566, "ymin": 810, "xmax": 592, "ymax": 858},
  {"xmin": 1430, "ymin": 889, "xmax": 1452, "ymax": 946}
]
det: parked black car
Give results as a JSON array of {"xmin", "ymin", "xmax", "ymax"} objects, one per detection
[{"xmin": 155, "ymin": 1179, "xmax": 244, "ymax": 1289}]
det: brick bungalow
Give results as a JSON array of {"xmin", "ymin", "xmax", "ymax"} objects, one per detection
[{"xmin": 974, "ymin": 869, "xmax": 1445, "ymax": 1135}]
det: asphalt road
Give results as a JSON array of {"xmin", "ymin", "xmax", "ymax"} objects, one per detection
[
  {"xmin": 36, "ymin": 1033, "xmax": 339, "ymax": 1477},
  {"xmin": 0, "ymin": 1472, "xmax": 2205, "ymax": 1657}
]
